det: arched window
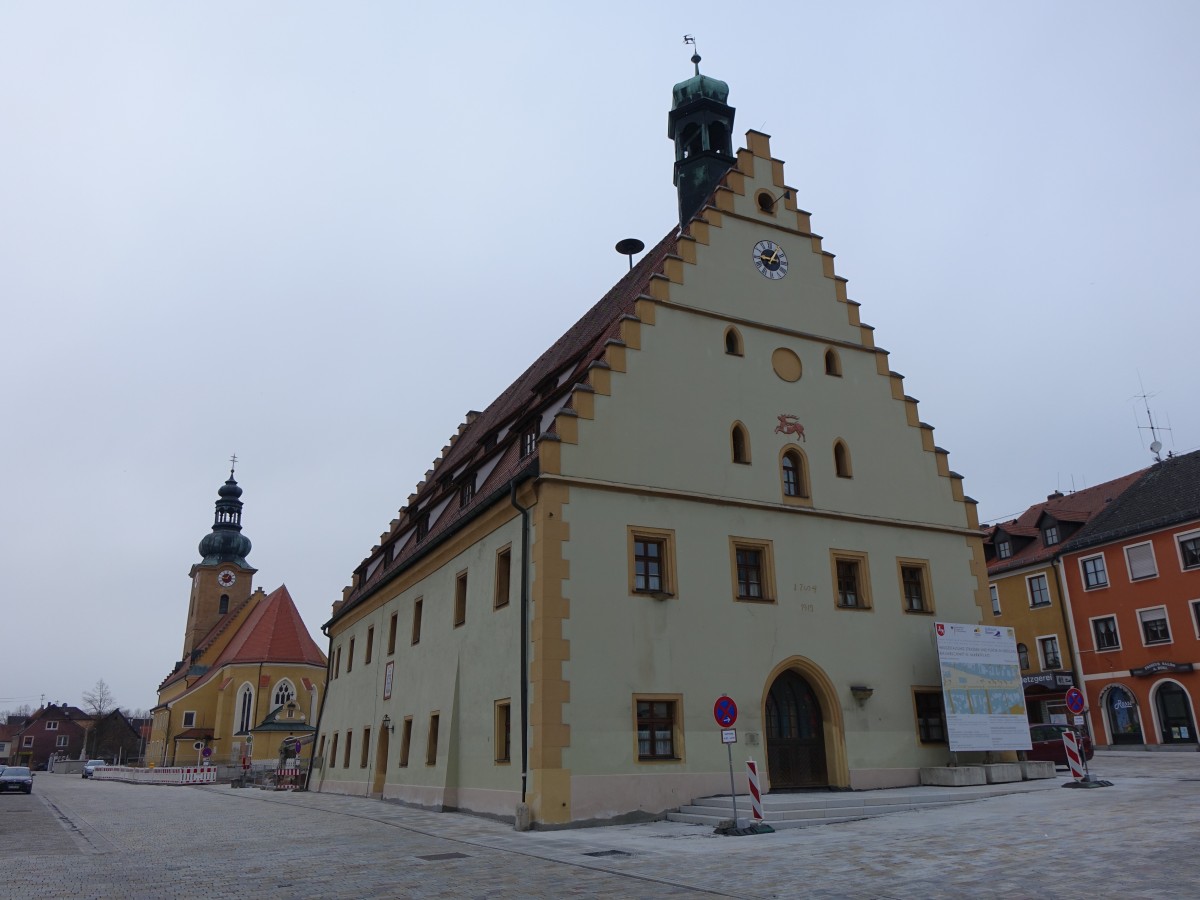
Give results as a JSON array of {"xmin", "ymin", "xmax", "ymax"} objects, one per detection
[
  {"xmin": 218, "ymin": 594, "xmax": 229, "ymax": 614},
  {"xmin": 834, "ymin": 440, "xmax": 853, "ymax": 478},
  {"xmin": 681, "ymin": 123, "xmax": 701, "ymax": 158},
  {"xmin": 731, "ymin": 423, "xmax": 750, "ymax": 464},
  {"xmin": 781, "ymin": 449, "xmax": 809, "ymax": 499},
  {"xmin": 824, "ymin": 348, "xmax": 842, "ymax": 376},
  {"xmin": 237, "ymin": 683, "xmax": 254, "ymax": 733},
  {"xmin": 1017, "ymin": 643, "xmax": 1030, "ymax": 670},
  {"xmin": 724, "ymin": 327, "xmax": 743, "ymax": 356},
  {"xmin": 709, "ymin": 121, "xmax": 729, "ymax": 154},
  {"xmin": 273, "ymin": 679, "xmax": 296, "ymax": 710}
]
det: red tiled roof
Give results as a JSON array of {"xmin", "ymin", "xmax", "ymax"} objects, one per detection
[
  {"xmin": 337, "ymin": 226, "xmax": 682, "ymax": 619},
  {"xmin": 986, "ymin": 471, "xmax": 1144, "ymax": 574},
  {"xmin": 212, "ymin": 585, "xmax": 326, "ymax": 668}
]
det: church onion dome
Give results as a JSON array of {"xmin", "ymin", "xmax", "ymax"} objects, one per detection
[
  {"xmin": 672, "ymin": 70, "xmax": 730, "ymax": 108},
  {"xmin": 198, "ymin": 469, "xmax": 252, "ymax": 566}
]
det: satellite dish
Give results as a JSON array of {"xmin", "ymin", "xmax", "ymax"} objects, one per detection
[
  {"xmin": 1150, "ymin": 440, "xmax": 1162, "ymax": 455},
  {"xmin": 615, "ymin": 238, "xmax": 645, "ymax": 270}
]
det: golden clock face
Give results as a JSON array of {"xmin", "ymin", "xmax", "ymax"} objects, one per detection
[
  {"xmin": 217, "ymin": 569, "xmax": 237, "ymax": 587},
  {"xmin": 753, "ymin": 239, "xmax": 788, "ymax": 279}
]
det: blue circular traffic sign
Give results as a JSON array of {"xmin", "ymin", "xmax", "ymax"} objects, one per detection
[
  {"xmin": 1065, "ymin": 687, "xmax": 1085, "ymax": 714},
  {"xmin": 714, "ymin": 695, "xmax": 738, "ymax": 728}
]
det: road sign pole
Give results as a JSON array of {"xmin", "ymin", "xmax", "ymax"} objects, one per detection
[{"xmin": 727, "ymin": 742, "xmax": 739, "ymax": 828}]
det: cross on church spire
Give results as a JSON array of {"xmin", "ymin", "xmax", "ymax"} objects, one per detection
[{"xmin": 229, "ymin": 453, "xmax": 238, "ymax": 477}]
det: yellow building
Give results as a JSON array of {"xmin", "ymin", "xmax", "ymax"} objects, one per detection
[
  {"xmin": 148, "ymin": 469, "xmax": 327, "ymax": 768},
  {"xmin": 314, "ymin": 61, "xmax": 989, "ymax": 825}
]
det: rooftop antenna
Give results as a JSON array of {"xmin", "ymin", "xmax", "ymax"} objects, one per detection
[
  {"xmin": 1132, "ymin": 375, "xmax": 1172, "ymax": 462},
  {"xmin": 615, "ymin": 238, "xmax": 644, "ymax": 270}
]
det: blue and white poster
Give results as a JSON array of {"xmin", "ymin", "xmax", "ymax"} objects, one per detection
[{"xmin": 935, "ymin": 622, "xmax": 1032, "ymax": 752}]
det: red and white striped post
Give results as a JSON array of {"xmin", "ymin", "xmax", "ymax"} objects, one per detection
[
  {"xmin": 1062, "ymin": 730, "xmax": 1085, "ymax": 780},
  {"xmin": 746, "ymin": 759, "xmax": 765, "ymax": 822}
]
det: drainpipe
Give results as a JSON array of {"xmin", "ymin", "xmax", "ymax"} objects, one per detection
[
  {"xmin": 305, "ymin": 625, "xmax": 334, "ymax": 791},
  {"xmin": 509, "ymin": 480, "xmax": 531, "ymax": 805},
  {"xmin": 1055, "ymin": 558, "xmax": 1094, "ymax": 740}
]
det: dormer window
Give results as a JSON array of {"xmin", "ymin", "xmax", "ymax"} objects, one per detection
[
  {"xmin": 997, "ymin": 540, "xmax": 1012, "ymax": 559},
  {"xmin": 521, "ymin": 425, "xmax": 539, "ymax": 458},
  {"xmin": 415, "ymin": 513, "xmax": 429, "ymax": 542},
  {"xmin": 459, "ymin": 476, "xmax": 475, "ymax": 509},
  {"xmin": 1043, "ymin": 525, "xmax": 1059, "ymax": 546}
]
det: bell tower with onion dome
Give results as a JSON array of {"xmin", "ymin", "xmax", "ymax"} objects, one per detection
[
  {"xmin": 182, "ymin": 461, "xmax": 257, "ymax": 658},
  {"xmin": 668, "ymin": 48, "xmax": 736, "ymax": 225}
]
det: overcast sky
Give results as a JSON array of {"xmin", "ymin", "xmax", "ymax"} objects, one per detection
[{"xmin": 3, "ymin": 2, "xmax": 1196, "ymax": 714}]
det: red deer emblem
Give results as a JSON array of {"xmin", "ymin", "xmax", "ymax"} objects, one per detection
[{"xmin": 774, "ymin": 414, "xmax": 806, "ymax": 442}]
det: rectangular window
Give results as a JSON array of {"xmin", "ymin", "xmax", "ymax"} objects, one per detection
[
  {"xmin": 913, "ymin": 690, "xmax": 947, "ymax": 744},
  {"xmin": 1125, "ymin": 542, "xmax": 1158, "ymax": 581},
  {"xmin": 454, "ymin": 571, "xmax": 468, "ymax": 627},
  {"xmin": 1177, "ymin": 532, "xmax": 1200, "ymax": 571},
  {"xmin": 1081, "ymin": 555, "xmax": 1109, "ymax": 589},
  {"xmin": 329, "ymin": 733, "xmax": 339, "ymax": 767},
  {"xmin": 459, "ymin": 476, "xmax": 475, "ymax": 508},
  {"xmin": 1092, "ymin": 615, "xmax": 1120, "ymax": 650},
  {"xmin": 23, "ymin": 736, "xmax": 33, "ymax": 748},
  {"xmin": 1192, "ymin": 600, "xmax": 1200, "ymax": 638},
  {"xmin": 399, "ymin": 717, "xmax": 412, "ymax": 767},
  {"xmin": 831, "ymin": 550, "xmax": 871, "ymax": 609},
  {"xmin": 318, "ymin": 734, "xmax": 326, "ymax": 761},
  {"xmin": 1027, "ymin": 574, "xmax": 1051, "ymax": 608},
  {"xmin": 1043, "ymin": 525, "xmax": 1059, "ymax": 546},
  {"xmin": 989, "ymin": 584, "xmax": 1001, "ymax": 616},
  {"xmin": 730, "ymin": 538, "xmax": 775, "ymax": 602},
  {"xmin": 412, "ymin": 597, "xmax": 423, "ymax": 644},
  {"xmin": 997, "ymin": 540, "xmax": 1012, "ymax": 559},
  {"xmin": 387, "ymin": 613, "xmax": 398, "ymax": 656},
  {"xmin": 495, "ymin": 700, "xmax": 511, "ymax": 764},
  {"xmin": 360, "ymin": 728, "xmax": 370, "ymax": 768},
  {"xmin": 343, "ymin": 731, "xmax": 353, "ymax": 768},
  {"xmin": 426, "ymin": 713, "xmax": 440, "ymax": 766},
  {"xmin": 1138, "ymin": 607, "xmax": 1171, "ymax": 645},
  {"xmin": 365, "ymin": 627, "xmax": 374, "ymax": 665},
  {"xmin": 347, "ymin": 638, "xmax": 355, "ymax": 673},
  {"xmin": 45, "ymin": 720, "xmax": 58, "ymax": 730},
  {"xmin": 182, "ymin": 711, "xmax": 196, "ymax": 728},
  {"xmin": 898, "ymin": 559, "xmax": 933, "ymax": 613},
  {"xmin": 629, "ymin": 527, "xmax": 677, "ymax": 597},
  {"xmin": 636, "ymin": 698, "xmax": 679, "ymax": 760},
  {"xmin": 334, "ymin": 646, "xmax": 341, "ymax": 679},
  {"xmin": 56, "ymin": 735, "xmax": 69, "ymax": 747},
  {"xmin": 521, "ymin": 426, "xmax": 538, "ymax": 458},
  {"xmin": 494, "ymin": 546, "xmax": 512, "ymax": 609},
  {"xmin": 1038, "ymin": 635, "xmax": 1062, "ymax": 669}
]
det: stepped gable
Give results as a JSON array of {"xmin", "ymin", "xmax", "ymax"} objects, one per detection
[
  {"xmin": 1063, "ymin": 448, "xmax": 1200, "ymax": 551},
  {"xmin": 341, "ymin": 228, "xmax": 681, "ymax": 613},
  {"xmin": 986, "ymin": 471, "xmax": 1144, "ymax": 574}
]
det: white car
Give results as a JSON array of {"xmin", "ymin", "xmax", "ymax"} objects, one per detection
[{"xmin": 82, "ymin": 759, "xmax": 106, "ymax": 779}]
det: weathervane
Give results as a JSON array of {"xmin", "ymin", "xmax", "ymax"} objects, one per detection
[{"xmin": 683, "ymin": 34, "xmax": 701, "ymax": 73}]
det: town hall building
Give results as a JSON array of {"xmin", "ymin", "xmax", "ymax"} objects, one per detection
[{"xmin": 312, "ymin": 60, "xmax": 989, "ymax": 826}]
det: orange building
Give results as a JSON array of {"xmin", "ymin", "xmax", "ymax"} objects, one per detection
[{"xmin": 1058, "ymin": 450, "xmax": 1200, "ymax": 747}]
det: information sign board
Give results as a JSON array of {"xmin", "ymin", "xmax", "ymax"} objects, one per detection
[{"xmin": 934, "ymin": 622, "xmax": 1031, "ymax": 752}]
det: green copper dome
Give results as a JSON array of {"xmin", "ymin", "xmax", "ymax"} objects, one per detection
[
  {"xmin": 671, "ymin": 54, "xmax": 729, "ymax": 108},
  {"xmin": 198, "ymin": 470, "xmax": 252, "ymax": 566}
]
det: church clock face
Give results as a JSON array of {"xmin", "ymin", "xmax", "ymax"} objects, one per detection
[
  {"xmin": 217, "ymin": 570, "xmax": 237, "ymax": 587},
  {"xmin": 753, "ymin": 239, "xmax": 788, "ymax": 279}
]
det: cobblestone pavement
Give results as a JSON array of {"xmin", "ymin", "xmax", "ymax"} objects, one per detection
[{"xmin": 3, "ymin": 751, "xmax": 1197, "ymax": 899}]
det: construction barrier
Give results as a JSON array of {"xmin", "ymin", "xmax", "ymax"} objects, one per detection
[
  {"xmin": 92, "ymin": 766, "xmax": 218, "ymax": 785},
  {"xmin": 746, "ymin": 758, "xmax": 765, "ymax": 822},
  {"xmin": 1062, "ymin": 731, "xmax": 1085, "ymax": 780}
]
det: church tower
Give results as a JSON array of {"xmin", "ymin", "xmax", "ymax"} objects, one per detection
[
  {"xmin": 182, "ymin": 466, "xmax": 256, "ymax": 658},
  {"xmin": 667, "ymin": 51, "xmax": 736, "ymax": 225}
]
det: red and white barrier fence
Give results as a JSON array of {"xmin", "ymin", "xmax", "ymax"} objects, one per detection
[
  {"xmin": 93, "ymin": 766, "xmax": 217, "ymax": 785},
  {"xmin": 746, "ymin": 758, "xmax": 765, "ymax": 822}
]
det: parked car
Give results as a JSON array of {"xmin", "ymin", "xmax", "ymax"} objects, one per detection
[
  {"xmin": 0, "ymin": 766, "xmax": 33, "ymax": 794},
  {"xmin": 82, "ymin": 759, "xmax": 107, "ymax": 779},
  {"xmin": 1027, "ymin": 723, "xmax": 1093, "ymax": 765}
]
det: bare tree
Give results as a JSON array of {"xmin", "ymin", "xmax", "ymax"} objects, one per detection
[{"xmin": 82, "ymin": 679, "xmax": 116, "ymax": 717}]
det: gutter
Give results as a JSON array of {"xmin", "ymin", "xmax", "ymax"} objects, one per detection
[
  {"xmin": 305, "ymin": 625, "xmax": 335, "ymax": 791},
  {"xmin": 509, "ymin": 479, "xmax": 532, "ymax": 804}
]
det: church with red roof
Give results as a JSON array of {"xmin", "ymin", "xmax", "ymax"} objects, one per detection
[{"xmin": 147, "ymin": 468, "xmax": 327, "ymax": 769}]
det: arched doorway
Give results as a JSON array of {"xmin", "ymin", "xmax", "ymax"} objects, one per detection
[
  {"xmin": 1104, "ymin": 684, "xmax": 1143, "ymax": 745},
  {"xmin": 372, "ymin": 726, "xmax": 390, "ymax": 796},
  {"xmin": 765, "ymin": 670, "xmax": 827, "ymax": 788},
  {"xmin": 1155, "ymin": 682, "xmax": 1197, "ymax": 744}
]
